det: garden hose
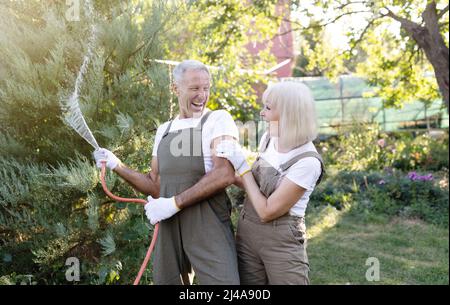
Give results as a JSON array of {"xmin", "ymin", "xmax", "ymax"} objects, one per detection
[{"xmin": 100, "ymin": 161, "xmax": 159, "ymax": 285}]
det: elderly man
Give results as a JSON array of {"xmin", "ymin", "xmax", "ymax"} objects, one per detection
[{"xmin": 93, "ymin": 60, "xmax": 240, "ymax": 285}]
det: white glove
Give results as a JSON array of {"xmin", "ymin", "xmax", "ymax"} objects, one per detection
[
  {"xmin": 215, "ymin": 140, "xmax": 251, "ymax": 176},
  {"xmin": 144, "ymin": 196, "xmax": 181, "ymax": 225},
  {"xmin": 93, "ymin": 148, "xmax": 121, "ymax": 170}
]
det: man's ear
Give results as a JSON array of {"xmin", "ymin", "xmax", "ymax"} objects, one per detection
[{"xmin": 172, "ymin": 83, "xmax": 179, "ymax": 96}]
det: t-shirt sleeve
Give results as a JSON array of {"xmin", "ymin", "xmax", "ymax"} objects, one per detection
[
  {"xmin": 285, "ymin": 157, "xmax": 322, "ymax": 191},
  {"xmin": 152, "ymin": 122, "xmax": 169, "ymax": 157},
  {"xmin": 209, "ymin": 110, "xmax": 239, "ymax": 141}
]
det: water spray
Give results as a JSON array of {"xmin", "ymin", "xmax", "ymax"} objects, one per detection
[{"xmin": 60, "ymin": 0, "xmax": 158, "ymax": 285}]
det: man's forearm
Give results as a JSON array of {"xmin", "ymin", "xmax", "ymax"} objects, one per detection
[
  {"xmin": 175, "ymin": 166, "xmax": 234, "ymax": 209},
  {"xmin": 113, "ymin": 164, "xmax": 159, "ymax": 197}
]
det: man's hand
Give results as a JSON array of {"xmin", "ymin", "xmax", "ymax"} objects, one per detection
[
  {"xmin": 215, "ymin": 140, "xmax": 251, "ymax": 176},
  {"xmin": 144, "ymin": 196, "xmax": 181, "ymax": 225},
  {"xmin": 93, "ymin": 148, "xmax": 121, "ymax": 170}
]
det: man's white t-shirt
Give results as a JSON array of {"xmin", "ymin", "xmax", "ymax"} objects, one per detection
[
  {"xmin": 258, "ymin": 132, "xmax": 322, "ymax": 217},
  {"xmin": 152, "ymin": 109, "xmax": 239, "ymax": 172}
]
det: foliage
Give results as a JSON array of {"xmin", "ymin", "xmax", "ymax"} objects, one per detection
[
  {"xmin": 309, "ymin": 169, "xmax": 449, "ymax": 226},
  {"xmin": 0, "ymin": 155, "xmax": 154, "ymax": 284},
  {"xmin": 389, "ymin": 132, "xmax": 449, "ymax": 171},
  {"xmin": 356, "ymin": 25, "xmax": 441, "ymax": 109},
  {"xmin": 0, "ymin": 0, "xmax": 176, "ymax": 165},
  {"xmin": 290, "ymin": 0, "xmax": 449, "ymax": 111},
  {"xmin": 318, "ymin": 123, "xmax": 449, "ymax": 171},
  {"xmin": 293, "ymin": 21, "xmax": 348, "ymax": 79}
]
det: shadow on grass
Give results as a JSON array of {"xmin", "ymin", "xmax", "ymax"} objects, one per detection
[{"xmin": 305, "ymin": 205, "xmax": 449, "ymax": 285}]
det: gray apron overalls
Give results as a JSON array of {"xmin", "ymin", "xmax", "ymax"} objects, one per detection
[
  {"xmin": 236, "ymin": 135, "xmax": 324, "ymax": 285},
  {"xmin": 153, "ymin": 111, "xmax": 240, "ymax": 285}
]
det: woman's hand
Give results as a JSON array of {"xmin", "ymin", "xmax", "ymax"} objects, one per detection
[{"xmin": 216, "ymin": 140, "xmax": 251, "ymax": 176}]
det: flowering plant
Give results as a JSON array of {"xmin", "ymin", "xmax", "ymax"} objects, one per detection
[{"xmin": 407, "ymin": 171, "xmax": 433, "ymax": 181}]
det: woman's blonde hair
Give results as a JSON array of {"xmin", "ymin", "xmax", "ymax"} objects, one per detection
[{"xmin": 262, "ymin": 81, "xmax": 318, "ymax": 150}]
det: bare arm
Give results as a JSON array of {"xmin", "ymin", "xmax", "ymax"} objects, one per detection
[
  {"xmin": 233, "ymin": 175, "xmax": 245, "ymax": 189},
  {"xmin": 174, "ymin": 136, "xmax": 236, "ymax": 209},
  {"xmin": 241, "ymin": 173, "xmax": 306, "ymax": 222},
  {"xmin": 113, "ymin": 157, "xmax": 160, "ymax": 197}
]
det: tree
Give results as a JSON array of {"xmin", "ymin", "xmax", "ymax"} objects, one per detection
[
  {"xmin": 290, "ymin": 0, "xmax": 449, "ymax": 112},
  {"xmin": 0, "ymin": 0, "xmax": 180, "ymax": 165},
  {"xmin": 0, "ymin": 0, "xmax": 178, "ymax": 284}
]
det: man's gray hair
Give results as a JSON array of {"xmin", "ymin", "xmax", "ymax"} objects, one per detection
[{"xmin": 173, "ymin": 60, "xmax": 211, "ymax": 85}]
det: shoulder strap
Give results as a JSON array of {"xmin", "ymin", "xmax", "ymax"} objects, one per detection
[
  {"xmin": 259, "ymin": 133, "xmax": 271, "ymax": 153},
  {"xmin": 162, "ymin": 110, "xmax": 213, "ymax": 138},
  {"xmin": 161, "ymin": 120, "xmax": 174, "ymax": 138},
  {"xmin": 280, "ymin": 151, "xmax": 326, "ymax": 185},
  {"xmin": 199, "ymin": 110, "xmax": 213, "ymax": 129}
]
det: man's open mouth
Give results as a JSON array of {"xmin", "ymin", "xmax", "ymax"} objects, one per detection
[{"xmin": 191, "ymin": 102, "xmax": 205, "ymax": 109}]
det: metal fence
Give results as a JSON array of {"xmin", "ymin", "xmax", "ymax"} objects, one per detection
[{"xmin": 279, "ymin": 75, "xmax": 449, "ymax": 135}]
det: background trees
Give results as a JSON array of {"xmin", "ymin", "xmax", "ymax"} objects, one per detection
[{"xmin": 290, "ymin": 0, "xmax": 449, "ymax": 112}]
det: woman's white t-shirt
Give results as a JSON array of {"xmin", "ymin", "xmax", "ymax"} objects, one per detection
[
  {"xmin": 258, "ymin": 132, "xmax": 322, "ymax": 217},
  {"xmin": 152, "ymin": 109, "xmax": 239, "ymax": 172}
]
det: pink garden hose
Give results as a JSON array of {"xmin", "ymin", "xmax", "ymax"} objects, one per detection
[{"xmin": 100, "ymin": 161, "xmax": 159, "ymax": 285}]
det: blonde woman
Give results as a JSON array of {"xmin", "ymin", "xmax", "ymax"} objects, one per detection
[{"xmin": 217, "ymin": 81, "xmax": 325, "ymax": 285}]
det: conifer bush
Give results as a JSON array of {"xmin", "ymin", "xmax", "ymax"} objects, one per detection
[{"xmin": 0, "ymin": 1, "xmax": 176, "ymax": 284}]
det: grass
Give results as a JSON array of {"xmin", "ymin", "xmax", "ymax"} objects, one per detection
[
  {"xmin": 305, "ymin": 205, "xmax": 449, "ymax": 285},
  {"xmin": 231, "ymin": 203, "xmax": 449, "ymax": 285}
]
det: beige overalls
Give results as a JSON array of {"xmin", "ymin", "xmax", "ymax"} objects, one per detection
[{"xmin": 236, "ymin": 136, "xmax": 324, "ymax": 285}]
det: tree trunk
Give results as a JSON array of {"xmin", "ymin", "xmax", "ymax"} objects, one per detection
[
  {"xmin": 421, "ymin": 2, "xmax": 449, "ymax": 114},
  {"xmin": 388, "ymin": 2, "xmax": 449, "ymax": 113}
]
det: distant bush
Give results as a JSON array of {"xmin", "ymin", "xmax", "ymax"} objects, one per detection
[
  {"xmin": 309, "ymin": 169, "xmax": 449, "ymax": 226},
  {"xmin": 390, "ymin": 131, "xmax": 449, "ymax": 171},
  {"xmin": 318, "ymin": 123, "xmax": 448, "ymax": 172}
]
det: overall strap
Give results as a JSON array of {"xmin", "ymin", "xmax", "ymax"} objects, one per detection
[
  {"xmin": 280, "ymin": 151, "xmax": 326, "ymax": 185},
  {"xmin": 198, "ymin": 110, "xmax": 213, "ymax": 129},
  {"xmin": 258, "ymin": 133, "xmax": 271, "ymax": 154},
  {"xmin": 162, "ymin": 120, "xmax": 174, "ymax": 139},
  {"xmin": 162, "ymin": 110, "xmax": 213, "ymax": 139}
]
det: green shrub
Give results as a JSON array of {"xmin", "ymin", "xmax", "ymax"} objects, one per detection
[
  {"xmin": 310, "ymin": 170, "xmax": 449, "ymax": 226},
  {"xmin": 319, "ymin": 122, "xmax": 386, "ymax": 171},
  {"xmin": 0, "ymin": 155, "xmax": 154, "ymax": 284},
  {"xmin": 390, "ymin": 131, "xmax": 449, "ymax": 171},
  {"xmin": 318, "ymin": 123, "xmax": 448, "ymax": 172}
]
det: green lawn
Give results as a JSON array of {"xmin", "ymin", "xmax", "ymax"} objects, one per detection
[
  {"xmin": 231, "ymin": 204, "xmax": 449, "ymax": 285},
  {"xmin": 305, "ymin": 205, "xmax": 449, "ymax": 285}
]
